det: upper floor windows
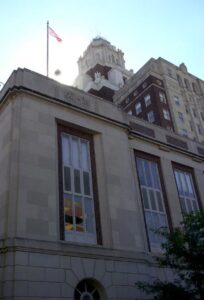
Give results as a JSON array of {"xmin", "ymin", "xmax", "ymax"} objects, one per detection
[
  {"xmin": 173, "ymin": 166, "xmax": 199, "ymax": 213},
  {"xmin": 163, "ymin": 109, "xmax": 170, "ymax": 120},
  {"xmin": 135, "ymin": 102, "xmax": 142, "ymax": 115},
  {"xmin": 58, "ymin": 125, "xmax": 101, "ymax": 245},
  {"xmin": 159, "ymin": 92, "xmax": 166, "ymax": 103},
  {"xmin": 144, "ymin": 94, "xmax": 151, "ymax": 107},
  {"xmin": 135, "ymin": 154, "xmax": 169, "ymax": 251}
]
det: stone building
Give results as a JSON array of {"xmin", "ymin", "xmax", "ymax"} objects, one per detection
[
  {"xmin": 0, "ymin": 68, "xmax": 204, "ymax": 299},
  {"xmin": 114, "ymin": 58, "xmax": 204, "ymax": 143},
  {"xmin": 74, "ymin": 37, "xmax": 133, "ymax": 101}
]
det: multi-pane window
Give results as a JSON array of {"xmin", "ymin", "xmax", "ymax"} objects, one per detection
[
  {"xmin": 144, "ymin": 94, "xmax": 151, "ymax": 107},
  {"xmin": 163, "ymin": 109, "xmax": 170, "ymax": 120},
  {"xmin": 136, "ymin": 156, "xmax": 169, "ymax": 250},
  {"xmin": 61, "ymin": 132, "xmax": 97, "ymax": 244},
  {"xmin": 147, "ymin": 111, "xmax": 155, "ymax": 123},
  {"xmin": 135, "ymin": 102, "xmax": 142, "ymax": 115},
  {"xmin": 174, "ymin": 168, "xmax": 199, "ymax": 213},
  {"xmin": 159, "ymin": 92, "xmax": 166, "ymax": 103}
]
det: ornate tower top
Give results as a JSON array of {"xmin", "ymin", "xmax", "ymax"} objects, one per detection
[{"xmin": 75, "ymin": 37, "xmax": 133, "ymax": 101}]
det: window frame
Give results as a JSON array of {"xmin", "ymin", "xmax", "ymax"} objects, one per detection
[
  {"xmin": 134, "ymin": 151, "xmax": 172, "ymax": 251},
  {"xmin": 172, "ymin": 162, "xmax": 202, "ymax": 214},
  {"xmin": 57, "ymin": 123, "xmax": 102, "ymax": 245}
]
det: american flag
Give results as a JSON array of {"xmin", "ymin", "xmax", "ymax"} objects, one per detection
[{"xmin": 48, "ymin": 26, "xmax": 62, "ymax": 42}]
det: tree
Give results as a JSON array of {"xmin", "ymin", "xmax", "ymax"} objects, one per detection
[{"xmin": 136, "ymin": 213, "xmax": 204, "ymax": 300}]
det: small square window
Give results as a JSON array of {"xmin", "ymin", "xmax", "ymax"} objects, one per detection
[
  {"xmin": 144, "ymin": 94, "xmax": 151, "ymax": 107},
  {"xmin": 147, "ymin": 111, "xmax": 155, "ymax": 123},
  {"xmin": 159, "ymin": 92, "xmax": 166, "ymax": 103},
  {"xmin": 181, "ymin": 128, "xmax": 188, "ymax": 137},
  {"xmin": 135, "ymin": 102, "xmax": 142, "ymax": 115},
  {"xmin": 163, "ymin": 109, "xmax": 170, "ymax": 120}
]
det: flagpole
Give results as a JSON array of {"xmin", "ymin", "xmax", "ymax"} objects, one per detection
[{"xmin": 46, "ymin": 21, "xmax": 49, "ymax": 77}]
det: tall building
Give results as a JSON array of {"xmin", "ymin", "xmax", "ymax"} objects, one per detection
[
  {"xmin": 114, "ymin": 58, "xmax": 204, "ymax": 143},
  {"xmin": 74, "ymin": 37, "xmax": 133, "ymax": 101},
  {"xmin": 0, "ymin": 67, "xmax": 204, "ymax": 300}
]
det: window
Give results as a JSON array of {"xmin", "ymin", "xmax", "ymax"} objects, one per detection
[
  {"xmin": 178, "ymin": 112, "xmax": 184, "ymax": 122},
  {"xmin": 135, "ymin": 102, "xmax": 142, "ymax": 115},
  {"xmin": 135, "ymin": 154, "xmax": 169, "ymax": 250},
  {"xmin": 159, "ymin": 92, "xmax": 166, "ymax": 103},
  {"xmin": 189, "ymin": 121, "xmax": 193, "ymax": 131},
  {"xmin": 180, "ymin": 128, "xmax": 188, "ymax": 137},
  {"xmin": 174, "ymin": 95, "xmax": 180, "ymax": 106},
  {"xmin": 177, "ymin": 74, "xmax": 183, "ymax": 87},
  {"xmin": 74, "ymin": 279, "xmax": 103, "ymax": 300},
  {"xmin": 184, "ymin": 78, "xmax": 190, "ymax": 90},
  {"xmin": 192, "ymin": 108, "xmax": 197, "ymax": 118},
  {"xmin": 163, "ymin": 109, "xmax": 170, "ymax": 120},
  {"xmin": 147, "ymin": 111, "xmax": 155, "ymax": 123},
  {"xmin": 144, "ymin": 94, "xmax": 151, "ymax": 107},
  {"xmin": 192, "ymin": 82, "xmax": 199, "ymax": 94},
  {"xmin": 201, "ymin": 112, "xmax": 204, "ymax": 122},
  {"xmin": 197, "ymin": 124, "xmax": 202, "ymax": 135},
  {"xmin": 173, "ymin": 166, "xmax": 199, "ymax": 213},
  {"xmin": 127, "ymin": 110, "xmax": 132, "ymax": 115},
  {"xmin": 58, "ymin": 125, "xmax": 101, "ymax": 245}
]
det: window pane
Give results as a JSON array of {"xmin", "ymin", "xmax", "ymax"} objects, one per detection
[
  {"xmin": 186, "ymin": 198, "xmax": 193, "ymax": 213},
  {"xmin": 144, "ymin": 160, "xmax": 152, "ymax": 187},
  {"xmin": 64, "ymin": 166, "xmax": 71, "ymax": 192},
  {"xmin": 150, "ymin": 161, "xmax": 160, "ymax": 189},
  {"xmin": 180, "ymin": 197, "xmax": 187, "ymax": 213},
  {"xmin": 64, "ymin": 194, "xmax": 74, "ymax": 231},
  {"xmin": 185, "ymin": 173, "xmax": 194, "ymax": 197},
  {"xmin": 62, "ymin": 134, "xmax": 70, "ymax": 165},
  {"xmin": 81, "ymin": 140, "xmax": 89, "ymax": 171},
  {"xmin": 84, "ymin": 197, "xmax": 94, "ymax": 233},
  {"xmin": 83, "ymin": 171, "xmax": 91, "ymax": 195},
  {"xmin": 156, "ymin": 191, "xmax": 164, "ymax": 212},
  {"xmin": 74, "ymin": 196, "xmax": 84, "ymax": 232},
  {"xmin": 74, "ymin": 169, "xmax": 81, "ymax": 193},
  {"xmin": 149, "ymin": 190, "xmax": 157, "ymax": 210},
  {"xmin": 72, "ymin": 137, "xmax": 80, "ymax": 168},
  {"xmin": 141, "ymin": 187, "xmax": 149, "ymax": 209},
  {"xmin": 136, "ymin": 158, "xmax": 145, "ymax": 185}
]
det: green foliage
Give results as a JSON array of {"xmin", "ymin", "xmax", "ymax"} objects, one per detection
[{"xmin": 136, "ymin": 213, "xmax": 204, "ymax": 300}]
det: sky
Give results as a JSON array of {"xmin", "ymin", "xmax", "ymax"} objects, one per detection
[{"xmin": 0, "ymin": 0, "xmax": 204, "ymax": 88}]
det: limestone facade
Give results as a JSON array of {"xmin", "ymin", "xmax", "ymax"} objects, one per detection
[{"xmin": 0, "ymin": 68, "xmax": 204, "ymax": 299}]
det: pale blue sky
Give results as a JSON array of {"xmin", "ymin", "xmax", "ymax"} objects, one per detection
[{"xmin": 0, "ymin": 0, "xmax": 204, "ymax": 86}]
